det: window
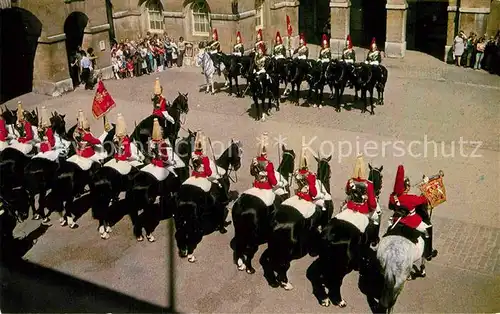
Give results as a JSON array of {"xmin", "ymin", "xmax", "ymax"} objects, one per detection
[
  {"xmin": 255, "ymin": 0, "xmax": 263, "ymax": 30},
  {"xmin": 192, "ymin": 0, "xmax": 210, "ymax": 36},
  {"xmin": 147, "ymin": 1, "xmax": 164, "ymax": 31}
]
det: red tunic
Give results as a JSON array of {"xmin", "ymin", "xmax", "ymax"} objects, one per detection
[
  {"xmin": 0, "ymin": 119, "xmax": 8, "ymax": 142},
  {"xmin": 253, "ymin": 155, "xmax": 278, "ymax": 190},
  {"xmin": 152, "ymin": 96, "xmax": 167, "ymax": 118},
  {"xmin": 151, "ymin": 140, "xmax": 169, "ymax": 167},
  {"xmin": 77, "ymin": 131, "xmax": 101, "ymax": 158},
  {"xmin": 17, "ymin": 121, "xmax": 33, "ymax": 143},
  {"xmin": 40, "ymin": 128, "xmax": 56, "ymax": 153},
  {"xmin": 114, "ymin": 136, "xmax": 132, "ymax": 161},
  {"xmin": 192, "ymin": 150, "xmax": 213, "ymax": 178},
  {"xmin": 345, "ymin": 178, "xmax": 377, "ymax": 214},
  {"xmin": 389, "ymin": 193, "xmax": 428, "ymax": 229},
  {"xmin": 296, "ymin": 169, "xmax": 317, "ymax": 201}
]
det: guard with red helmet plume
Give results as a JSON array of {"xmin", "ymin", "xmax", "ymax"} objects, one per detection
[
  {"xmin": 208, "ymin": 28, "xmax": 221, "ymax": 55},
  {"xmin": 342, "ymin": 35, "xmax": 356, "ymax": 63},
  {"xmin": 366, "ymin": 37, "xmax": 382, "ymax": 65},
  {"xmin": 388, "ymin": 165, "xmax": 438, "ymax": 261},
  {"xmin": 254, "ymin": 42, "xmax": 268, "ymax": 76},
  {"xmin": 254, "ymin": 29, "xmax": 267, "ymax": 55},
  {"xmin": 293, "ymin": 33, "xmax": 309, "ymax": 60},
  {"xmin": 318, "ymin": 34, "xmax": 331, "ymax": 63},
  {"xmin": 273, "ymin": 31, "xmax": 286, "ymax": 59},
  {"xmin": 233, "ymin": 31, "xmax": 245, "ymax": 57}
]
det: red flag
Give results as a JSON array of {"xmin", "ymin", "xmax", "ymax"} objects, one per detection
[
  {"xmin": 92, "ymin": 80, "xmax": 116, "ymax": 119},
  {"xmin": 286, "ymin": 15, "xmax": 292, "ymax": 36}
]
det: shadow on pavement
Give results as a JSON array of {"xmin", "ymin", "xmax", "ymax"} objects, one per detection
[{"xmin": 0, "ymin": 258, "xmax": 176, "ymax": 313}]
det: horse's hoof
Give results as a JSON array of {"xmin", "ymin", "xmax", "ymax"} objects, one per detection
[
  {"xmin": 98, "ymin": 226, "xmax": 105, "ymax": 234},
  {"xmin": 321, "ymin": 299, "xmax": 331, "ymax": 307},
  {"xmin": 318, "ymin": 105, "xmax": 323, "ymax": 109},
  {"xmin": 246, "ymin": 267, "xmax": 256, "ymax": 274},
  {"xmin": 281, "ymin": 282, "xmax": 294, "ymax": 290},
  {"xmin": 42, "ymin": 217, "xmax": 51, "ymax": 224},
  {"xmin": 33, "ymin": 214, "xmax": 41, "ymax": 220},
  {"xmin": 370, "ymin": 111, "xmax": 375, "ymax": 115},
  {"xmin": 335, "ymin": 108, "xmax": 341, "ymax": 113},
  {"xmin": 101, "ymin": 232, "xmax": 109, "ymax": 239},
  {"xmin": 312, "ymin": 104, "xmax": 317, "ymax": 108},
  {"xmin": 219, "ymin": 227, "xmax": 228, "ymax": 234},
  {"xmin": 137, "ymin": 236, "xmax": 144, "ymax": 242},
  {"xmin": 105, "ymin": 226, "xmax": 112, "ymax": 233},
  {"xmin": 336, "ymin": 300, "xmax": 347, "ymax": 308},
  {"xmin": 146, "ymin": 234, "xmax": 155, "ymax": 242},
  {"xmin": 426, "ymin": 249, "xmax": 438, "ymax": 261},
  {"xmin": 187, "ymin": 254, "xmax": 197, "ymax": 263},
  {"xmin": 237, "ymin": 259, "xmax": 246, "ymax": 271}
]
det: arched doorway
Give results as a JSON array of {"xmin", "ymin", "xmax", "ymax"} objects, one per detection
[
  {"xmin": 0, "ymin": 7, "xmax": 42, "ymax": 103},
  {"xmin": 298, "ymin": 0, "xmax": 330, "ymax": 45},
  {"xmin": 406, "ymin": 0, "xmax": 448, "ymax": 60},
  {"xmin": 349, "ymin": 0, "xmax": 387, "ymax": 49},
  {"xmin": 64, "ymin": 12, "xmax": 89, "ymax": 88}
]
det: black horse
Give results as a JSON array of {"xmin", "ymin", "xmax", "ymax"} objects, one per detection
[
  {"xmin": 285, "ymin": 59, "xmax": 314, "ymax": 106},
  {"xmin": 306, "ymin": 61, "xmax": 330, "ymax": 108},
  {"xmin": 352, "ymin": 64, "xmax": 388, "ymax": 115},
  {"xmin": 260, "ymin": 156, "xmax": 333, "ymax": 291},
  {"xmin": 325, "ymin": 60, "xmax": 349, "ymax": 112},
  {"xmin": 174, "ymin": 140, "xmax": 243, "ymax": 263},
  {"xmin": 307, "ymin": 164, "xmax": 384, "ymax": 308},
  {"xmin": 231, "ymin": 145, "xmax": 295, "ymax": 274},
  {"xmin": 218, "ymin": 53, "xmax": 253, "ymax": 97},
  {"xmin": 130, "ymin": 92, "xmax": 189, "ymax": 150}
]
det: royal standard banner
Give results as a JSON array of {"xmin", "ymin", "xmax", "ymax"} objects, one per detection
[
  {"xmin": 418, "ymin": 175, "xmax": 447, "ymax": 209},
  {"xmin": 92, "ymin": 80, "xmax": 116, "ymax": 119}
]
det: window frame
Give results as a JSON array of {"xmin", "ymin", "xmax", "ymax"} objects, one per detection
[
  {"xmin": 146, "ymin": 1, "xmax": 164, "ymax": 32},
  {"xmin": 255, "ymin": 2, "xmax": 264, "ymax": 31},
  {"xmin": 191, "ymin": 0, "xmax": 211, "ymax": 37}
]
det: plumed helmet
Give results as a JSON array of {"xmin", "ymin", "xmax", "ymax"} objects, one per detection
[
  {"xmin": 16, "ymin": 101, "xmax": 24, "ymax": 122},
  {"xmin": 299, "ymin": 146, "xmax": 309, "ymax": 169},
  {"xmin": 115, "ymin": 113, "xmax": 127, "ymax": 138},
  {"xmin": 370, "ymin": 37, "xmax": 377, "ymax": 49},
  {"xmin": 153, "ymin": 77, "xmax": 162, "ymax": 95},
  {"xmin": 194, "ymin": 129, "xmax": 205, "ymax": 151},
  {"xmin": 212, "ymin": 28, "xmax": 218, "ymax": 41},
  {"xmin": 322, "ymin": 34, "xmax": 329, "ymax": 48},
  {"xmin": 236, "ymin": 31, "xmax": 242, "ymax": 43},
  {"xmin": 152, "ymin": 118, "xmax": 162, "ymax": 141},
  {"xmin": 276, "ymin": 31, "xmax": 282, "ymax": 44},
  {"xmin": 393, "ymin": 165, "xmax": 409, "ymax": 196},
  {"xmin": 299, "ymin": 33, "xmax": 306, "ymax": 45},
  {"xmin": 39, "ymin": 106, "xmax": 51, "ymax": 128},
  {"xmin": 346, "ymin": 34, "xmax": 353, "ymax": 49},
  {"xmin": 257, "ymin": 28, "xmax": 263, "ymax": 41},
  {"xmin": 352, "ymin": 154, "xmax": 366, "ymax": 179},
  {"xmin": 77, "ymin": 109, "xmax": 90, "ymax": 130}
]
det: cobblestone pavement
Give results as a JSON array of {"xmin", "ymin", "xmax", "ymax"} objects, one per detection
[{"xmin": 3, "ymin": 51, "xmax": 500, "ymax": 312}]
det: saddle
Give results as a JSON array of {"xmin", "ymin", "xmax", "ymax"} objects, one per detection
[
  {"xmin": 9, "ymin": 140, "xmax": 34, "ymax": 156},
  {"xmin": 66, "ymin": 155, "xmax": 94, "ymax": 171},
  {"xmin": 103, "ymin": 159, "xmax": 132, "ymax": 175},
  {"xmin": 183, "ymin": 176, "xmax": 212, "ymax": 192},
  {"xmin": 384, "ymin": 223, "xmax": 421, "ymax": 244}
]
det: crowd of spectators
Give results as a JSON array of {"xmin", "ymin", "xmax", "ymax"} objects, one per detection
[
  {"xmin": 110, "ymin": 32, "xmax": 188, "ymax": 79},
  {"xmin": 453, "ymin": 30, "xmax": 500, "ymax": 75}
]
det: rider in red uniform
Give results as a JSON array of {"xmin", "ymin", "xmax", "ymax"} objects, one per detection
[
  {"xmin": 0, "ymin": 115, "xmax": 9, "ymax": 143},
  {"xmin": 251, "ymin": 132, "xmax": 278, "ymax": 190},
  {"xmin": 14, "ymin": 102, "xmax": 33, "ymax": 144},
  {"xmin": 38, "ymin": 106, "xmax": 56, "ymax": 153},
  {"xmin": 149, "ymin": 118, "xmax": 171, "ymax": 168},
  {"xmin": 73, "ymin": 109, "xmax": 104, "ymax": 159},
  {"xmin": 294, "ymin": 148, "xmax": 317, "ymax": 201},
  {"xmin": 151, "ymin": 78, "xmax": 175, "ymax": 124},
  {"xmin": 113, "ymin": 113, "xmax": 132, "ymax": 161},
  {"xmin": 191, "ymin": 130, "xmax": 212, "ymax": 178},
  {"xmin": 389, "ymin": 165, "xmax": 438, "ymax": 261}
]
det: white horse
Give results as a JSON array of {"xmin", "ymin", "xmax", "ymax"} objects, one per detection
[{"xmin": 196, "ymin": 49, "xmax": 216, "ymax": 94}]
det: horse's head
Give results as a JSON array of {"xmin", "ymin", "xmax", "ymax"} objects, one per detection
[
  {"xmin": 217, "ymin": 139, "xmax": 243, "ymax": 172},
  {"xmin": 1, "ymin": 105, "xmax": 16, "ymax": 124},
  {"xmin": 277, "ymin": 145, "xmax": 295, "ymax": 177},
  {"xmin": 353, "ymin": 63, "xmax": 371, "ymax": 85},
  {"xmin": 284, "ymin": 61, "xmax": 296, "ymax": 80},
  {"xmin": 24, "ymin": 109, "xmax": 38, "ymax": 127},
  {"xmin": 50, "ymin": 111, "xmax": 67, "ymax": 137},
  {"xmin": 315, "ymin": 154, "xmax": 332, "ymax": 187},
  {"xmin": 368, "ymin": 163, "xmax": 384, "ymax": 197},
  {"xmin": 177, "ymin": 129, "xmax": 197, "ymax": 163},
  {"xmin": 172, "ymin": 92, "xmax": 189, "ymax": 115}
]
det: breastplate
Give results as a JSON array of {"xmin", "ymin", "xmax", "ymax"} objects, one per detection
[
  {"xmin": 255, "ymin": 160, "xmax": 268, "ymax": 182},
  {"xmin": 349, "ymin": 181, "xmax": 368, "ymax": 203}
]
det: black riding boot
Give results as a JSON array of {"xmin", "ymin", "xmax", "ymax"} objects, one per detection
[{"xmin": 424, "ymin": 226, "xmax": 438, "ymax": 261}]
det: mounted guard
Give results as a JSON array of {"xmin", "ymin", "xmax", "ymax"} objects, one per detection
[
  {"xmin": 208, "ymin": 28, "xmax": 223, "ymax": 75},
  {"xmin": 254, "ymin": 29, "xmax": 266, "ymax": 54},
  {"xmin": 318, "ymin": 34, "xmax": 331, "ymax": 77},
  {"xmin": 293, "ymin": 33, "xmax": 309, "ymax": 60},
  {"xmin": 366, "ymin": 37, "xmax": 382, "ymax": 66},
  {"xmin": 9, "ymin": 101, "xmax": 34, "ymax": 155},
  {"xmin": 232, "ymin": 31, "xmax": 245, "ymax": 57},
  {"xmin": 342, "ymin": 35, "xmax": 356, "ymax": 64},
  {"xmin": 272, "ymin": 31, "xmax": 286, "ymax": 60},
  {"xmin": 33, "ymin": 106, "xmax": 60, "ymax": 162},
  {"xmin": 250, "ymin": 132, "xmax": 278, "ymax": 200},
  {"xmin": 342, "ymin": 154, "xmax": 381, "ymax": 246},
  {"xmin": 151, "ymin": 77, "xmax": 175, "ymax": 125},
  {"xmin": 71, "ymin": 109, "xmax": 110, "ymax": 164},
  {"xmin": 388, "ymin": 165, "xmax": 438, "ymax": 261},
  {"xmin": 254, "ymin": 43, "xmax": 270, "ymax": 81},
  {"xmin": 0, "ymin": 114, "xmax": 10, "ymax": 151}
]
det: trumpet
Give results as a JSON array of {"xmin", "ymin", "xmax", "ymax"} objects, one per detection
[{"xmin": 412, "ymin": 170, "xmax": 444, "ymax": 187}]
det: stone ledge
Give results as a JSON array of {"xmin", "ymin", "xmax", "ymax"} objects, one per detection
[
  {"xmin": 39, "ymin": 33, "xmax": 66, "ymax": 44},
  {"xmin": 163, "ymin": 11, "xmax": 184, "ymax": 18},
  {"xmin": 86, "ymin": 24, "xmax": 110, "ymax": 34},
  {"xmin": 32, "ymin": 78, "xmax": 73, "ymax": 97},
  {"xmin": 209, "ymin": 13, "xmax": 238, "ymax": 21},
  {"xmin": 459, "ymin": 7, "xmax": 490, "ymax": 14},
  {"xmin": 271, "ymin": 1, "xmax": 299, "ymax": 10},
  {"xmin": 386, "ymin": 3, "xmax": 408, "ymax": 10},
  {"xmin": 385, "ymin": 41, "xmax": 406, "ymax": 58},
  {"xmin": 330, "ymin": 2, "xmax": 350, "ymax": 8},
  {"xmin": 238, "ymin": 9, "xmax": 256, "ymax": 19},
  {"xmin": 113, "ymin": 10, "xmax": 141, "ymax": 18},
  {"xmin": 96, "ymin": 66, "xmax": 114, "ymax": 81}
]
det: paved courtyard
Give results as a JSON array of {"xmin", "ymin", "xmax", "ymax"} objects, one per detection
[{"xmin": 2, "ymin": 50, "xmax": 500, "ymax": 313}]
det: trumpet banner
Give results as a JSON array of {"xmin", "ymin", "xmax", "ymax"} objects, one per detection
[
  {"xmin": 92, "ymin": 80, "xmax": 116, "ymax": 119},
  {"xmin": 418, "ymin": 176, "xmax": 447, "ymax": 209}
]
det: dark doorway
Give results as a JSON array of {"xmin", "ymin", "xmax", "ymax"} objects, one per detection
[
  {"xmin": 64, "ymin": 12, "xmax": 89, "ymax": 88},
  {"xmin": 0, "ymin": 8, "xmax": 42, "ymax": 103},
  {"xmin": 406, "ymin": 0, "xmax": 448, "ymax": 60},
  {"xmin": 298, "ymin": 0, "xmax": 331, "ymax": 45},
  {"xmin": 349, "ymin": 0, "xmax": 387, "ymax": 49}
]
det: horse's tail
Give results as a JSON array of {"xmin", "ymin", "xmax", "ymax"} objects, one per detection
[
  {"xmin": 90, "ymin": 175, "xmax": 113, "ymax": 222},
  {"xmin": 268, "ymin": 222, "xmax": 295, "ymax": 261},
  {"xmin": 377, "ymin": 237, "xmax": 413, "ymax": 312},
  {"xmin": 127, "ymin": 184, "xmax": 151, "ymax": 210},
  {"xmin": 232, "ymin": 201, "xmax": 259, "ymax": 249}
]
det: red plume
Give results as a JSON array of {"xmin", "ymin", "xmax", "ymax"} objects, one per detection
[
  {"xmin": 258, "ymin": 42, "xmax": 266, "ymax": 54},
  {"xmin": 299, "ymin": 33, "xmax": 306, "ymax": 45},
  {"xmin": 286, "ymin": 15, "xmax": 292, "ymax": 36},
  {"xmin": 257, "ymin": 28, "xmax": 263, "ymax": 40},
  {"xmin": 393, "ymin": 165, "xmax": 406, "ymax": 196},
  {"xmin": 236, "ymin": 31, "xmax": 242, "ymax": 42},
  {"xmin": 347, "ymin": 35, "xmax": 352, "ymax": 49},
  {"xmin": 370, "ymin": 37, "xmax": 376, "ymax": 46},
  {"xmin": 276, "ymin": 31, "xmax": 282, "ymax": 44},
  {"xmin": 212, "ymin": 29, "xmax": 218, "ymax": 41},
  {"xmin": 321, "ymin": 34, "xmax": 328, "ymax": 47}
]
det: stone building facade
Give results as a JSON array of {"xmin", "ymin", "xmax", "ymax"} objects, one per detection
[{"xmin": 0, "ymin": 0, "xmax": 498, "ymax": 100}]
